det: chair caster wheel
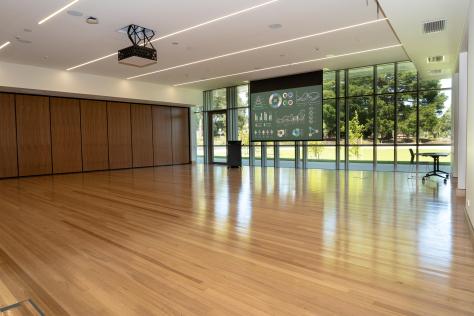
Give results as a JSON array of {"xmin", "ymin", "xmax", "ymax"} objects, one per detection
[
  {"xmin": 446, "ymin": 175, "xmax": 449, "ymax": 179},
  {"xmin": 444, "ymin": 179, "xmax": 447, "ymax": 184},
  {"xmin": 422, "ymin": 177, "xmax": 425, "ymax": 183}
]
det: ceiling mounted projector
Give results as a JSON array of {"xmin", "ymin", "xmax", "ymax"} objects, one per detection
[{"xmin": 118, "ymin": 24, "xmax": 157, "ymax": 67}]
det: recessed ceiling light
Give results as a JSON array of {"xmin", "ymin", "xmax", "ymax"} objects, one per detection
[
  {"xmin": 86, "ymin": 17, "xmax": 99, "ymax": 24},
  {"xmin": 23, "ymin": 28, "xmax": 32, "ymax": 33},
  {"xmin": 126, "ymin": 18, "xmax": 388, "ymax": 80},
  {"xmin": 269, "ymin": 23, "xmax": 282, "ymax": 29},
  {"xmin": 38, "ymin": 0, "xmax": 80, "ymax": 25},
  {"xmin": 67, "ymin": 10, "xmax": 83, "ymax": 17},
  {"xmin": 151, "ymin": 0, "xmax": 279, "ymax": 42},
  {"xmin": 173, "ymin": 44, "xmax": 402, "ymax": 86},
  {"xmin": 0, "ymin": 41, "xmax": 11, "ymax": 51},
  {"xmin": 66, "ymin": 0, "xmax": 279, "ymax": 71},
  {"xmin": 172, "ymin": 42, "xmax": 179, "ymax": 45},
  {"xmin": 279, "ymin": 54, "xmax": 286, "ymax": 57},
  {"xmin": 67, "ymin": 52, "xmax": 118, "ymax": 71}
]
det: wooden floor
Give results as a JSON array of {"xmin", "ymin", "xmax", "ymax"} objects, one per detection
[{"xmin": 0, "ymin": 165, "xmax": 473, "ymax": 316}]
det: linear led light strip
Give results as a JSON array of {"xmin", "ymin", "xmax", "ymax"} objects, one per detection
[
  {"xmin": 126, "ymin": 18, "xmax": 388, "ymax": 80},
  {"xmin": 0, "ymin": 41, "xmax": 11, "ymax": 50},
  {"xmin": 66, "ymin": 0, "xmax": 279, "ymax": 71},
  {"xmin": 38, "ymin": 0, "xmax": 80, "ymax": 25},
  {"xmin": 173, "ymin": 44, "xmax": 403, "ymax": 86}
]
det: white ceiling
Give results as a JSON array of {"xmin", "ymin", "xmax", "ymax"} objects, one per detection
[
  {"xmin": 378, "ymin": 0, "xmax": 470, "ymax": 80},
  {"xmin": 0, "ymin": 0, "xmax": 409, "ymax": 90}
]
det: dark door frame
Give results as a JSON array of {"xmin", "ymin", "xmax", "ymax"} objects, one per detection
[{"xmin": 207, "ymin": 110, "xmax": 228, "ymax": 165}]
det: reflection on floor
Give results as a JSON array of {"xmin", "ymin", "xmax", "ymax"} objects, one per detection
[
  {"xmin": 197, "ymin": 157, "xmax": 452, "ymax": 173},
  {"xmin": 0, "ymin": 165, "xmax": 472, "ymax": 315}
]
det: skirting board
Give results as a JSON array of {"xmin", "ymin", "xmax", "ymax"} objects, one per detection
[{"xmin": 466, "ymin": 207, "xmax": 474, "ymax": 250}]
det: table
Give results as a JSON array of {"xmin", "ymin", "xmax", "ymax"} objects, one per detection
[{"xmin": 420, "ymin": 153, "xmax": 449, "ymax": 183}]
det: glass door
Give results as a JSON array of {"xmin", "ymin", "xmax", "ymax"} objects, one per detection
[{"xmin": 209, "ymin": 111, "xmax": 227, "ymax": 164}]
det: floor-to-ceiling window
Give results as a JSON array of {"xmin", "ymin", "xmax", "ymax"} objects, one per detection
[{"xmin": 193, "ymin": 61, "xmax": 452, "ymax": 172}]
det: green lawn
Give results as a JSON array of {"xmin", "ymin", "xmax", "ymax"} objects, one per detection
[{"xmin": 207, "ymin": 145, "xmax": 451, "ymax": 165}]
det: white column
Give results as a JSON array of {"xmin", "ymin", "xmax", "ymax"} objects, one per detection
[
  {"xmin": 466, "ymin": 1, "xmax": 474, "ymax": 225},
  {"xmin": 452, "ymin": 73, "xmax": 459, "ymax": 178},
  {"xmin": 190, "ymin": 109, "xmax": 197, "ymax": 162},
  {"xmin": 458, "ymin": 53, "xmax": 468, "ymax": 190}
]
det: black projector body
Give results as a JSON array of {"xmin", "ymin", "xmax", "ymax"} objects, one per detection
[{"xmin": 118, "ymin": 45, "xmax": 157, "ymax": 67}]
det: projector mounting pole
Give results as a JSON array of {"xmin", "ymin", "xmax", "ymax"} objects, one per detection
[
  {"xmin": 127, "ymin": 24, "xmax": 156, "ymax": 49},
  {"xmin": 118, "ymin": 24, "xmax": 158, "ymax": 67}
]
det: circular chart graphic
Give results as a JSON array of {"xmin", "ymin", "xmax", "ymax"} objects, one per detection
[
  {"xmin": 292, "ymin": 128, "xmax": 301, "ymax": 137},
  {"xmin": 269, "ymin": 93, "xmax": 283, "ymax": 108}
]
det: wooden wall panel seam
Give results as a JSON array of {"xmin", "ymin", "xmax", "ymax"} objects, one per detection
[
  {"xmin": 49, "ymin": 99, "xmax": 53, "ymax": 173},
  {"xmin": 130, "ymin": 105, "xmax": 134, "ymax": 167},
  {"xmin": 150, "ymin": 106, "xmax": 155, "ymax": 167},
  {"xmin": 79, "ymin": 100, "xmax": 84, "ymax": 172},
  {"xmin": 172, "ymin": 107, "xmax": 176, "ymax": 164},
  {"xmin": 15, "ymin": 96, "xmax": 19, "ymax": 177}
]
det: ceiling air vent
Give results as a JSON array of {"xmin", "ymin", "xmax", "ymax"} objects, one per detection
[
  {"xmin": 427, "ymin": 55, "xmax": 445, "ymax": 63},
  {"xmin": 423, "ymin": 19, "xmax": 447, "ymax": 34}
]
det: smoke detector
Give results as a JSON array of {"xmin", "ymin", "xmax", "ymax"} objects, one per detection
[{"xmin": 86, "ymin": 17, "xmax": 99, "ymax": 24}]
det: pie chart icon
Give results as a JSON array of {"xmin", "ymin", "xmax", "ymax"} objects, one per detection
[{"xmin": 269, "ymin": 93, "xmax": 283, "ymax": 108}]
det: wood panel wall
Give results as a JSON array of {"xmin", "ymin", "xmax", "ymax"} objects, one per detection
[
  {"xmin": 131, "ymin": 104, "xmax": 154, "ymax": 168},
  {"xmin": 0, "ymin": 93, "xmax": 18, "ymax": 178},
  {"xmin": 153, "ymin": 106, "xmax": 173, "ymax": 166},
  {"xmin": 172, "ymin": 107, "xmax": 190, "ymax": 164},
  {"xmin": 0, "ymin": 93, "xmax": 191, "ymax": 179},
  {"xmin": 16, "ymin": 95, "xmax": 52, "ymax": 176},
  {"xmin": 50, "ymin": 97, "xmax": 82, "ymax": 174},
  {"xmin": 81, "ymin": 100, "xmax": 109, "ymax": 171},
  {"xmin": 107, "ymin": 102, "xmax": 132, "ymax": 170}
]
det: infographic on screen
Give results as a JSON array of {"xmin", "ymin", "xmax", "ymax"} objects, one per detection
[{"xmin": 250, "ymin": 85, "xmax": 323, "ymax": 141}]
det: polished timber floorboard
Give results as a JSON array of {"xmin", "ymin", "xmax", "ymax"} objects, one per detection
[{"xmin": 0, "ymin": 165, "xmax": 473, "ymax": 316}]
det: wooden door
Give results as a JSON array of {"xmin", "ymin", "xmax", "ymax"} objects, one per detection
[
  {"xmin": 0, "ymin": 93, "xmax": 18, "ymax": 178},
  {"xmin": 107, "ymin": 102, "xmax": 132, "ymax": 169},
  {"xmin": 152, "ymin": 106, "xmax": 173, "ymax": 166},
  {"xmin": 81, "ymin": 100, "xmax": 109, "ymax": 171},
  {"xmin": 131, "ymin": 104, "xmax": 154, "ymax": 168},
  {"xmin": 172, "ymin": 107, "xmax": 190, "ymax": 164},
  {"xmin": 50, "ymin": 97, "xmax": 82, "ymax": 174},
  {"xmin": 16, "ymin": 95, "xmax": 52, "ymax": 176}
]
